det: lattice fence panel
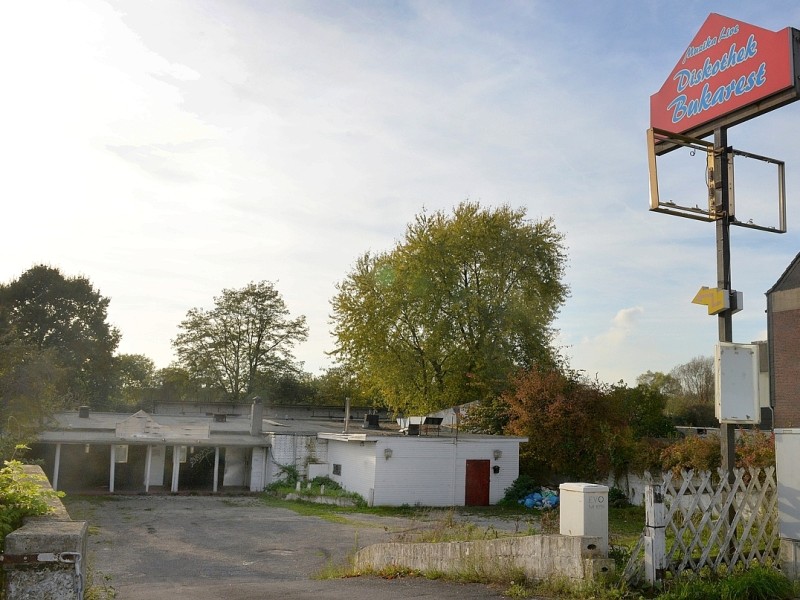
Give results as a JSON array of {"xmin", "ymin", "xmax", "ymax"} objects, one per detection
[{"xmin": 623, "ymin": 467, "xmax": 778, "ymax": 584}]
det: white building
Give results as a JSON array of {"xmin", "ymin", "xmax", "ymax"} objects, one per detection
[{"xmin": 33, "ymin": 401, "xmax": 527, "ymax": 506}]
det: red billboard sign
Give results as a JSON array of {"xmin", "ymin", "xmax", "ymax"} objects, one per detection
[{"xmin": 651, "ymin": 14, "xmax": 800, "ymax": 140}]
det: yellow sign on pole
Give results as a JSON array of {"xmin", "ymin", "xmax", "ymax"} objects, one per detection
[{"xmin": 692, "ymin": 286, "xmax": 729, "ymax": 315}]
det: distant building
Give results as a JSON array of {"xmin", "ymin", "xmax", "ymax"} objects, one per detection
[
  {"xmin": 768, "ymin": 253, "xmax": 800, "ymax": 428},
  {"xmin": 32, "ymin": 401, "xmax": 526, "ymax": 506}
]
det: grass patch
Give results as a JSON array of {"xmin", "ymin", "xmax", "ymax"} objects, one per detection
[
  {"xmin": 260, "ymin": 495, "xmax": 354, "ymax": 523},
  {"xmin": 609, "ymin": 505, "xmax": 646, "ymax": 546},
  {"xmin": 84, "ymin": 567, "xmax": 117, "ymax": 600},
  {"xmin": 265, "ymin": 475, "xmax": 367, "ymax": 506}
]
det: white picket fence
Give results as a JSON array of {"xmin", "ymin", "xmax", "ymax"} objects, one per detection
[{"xmin": 622, "ymin": 467, "xmax": 779, "ymax": 584}]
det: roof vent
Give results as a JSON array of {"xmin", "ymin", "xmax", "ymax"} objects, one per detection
[{"xmin": 78, "ymin": 406, "xmax": 90, "ymax": 419}]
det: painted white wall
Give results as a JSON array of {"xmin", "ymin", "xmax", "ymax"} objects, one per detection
[
  {"xmin": 326, "ymin": 441, "xmax": 377, "ymax": 504},
  {"xmin": 606, "ymin": 472, "xmax": 649, "ymax": 507},
  {"xmin": 378, "ymin": 438, "xmax": 520, "ymax": 506},
  {"xmin": 326, "ymin": 437, "xmax": 522, "ymax": 507},
  {"xmin": 307, "ymin": 463, "xmax": 328, "ymax": 480},
  {"xmin": 768, "ymin": 429, "xmax": 797, "ymax": 540}
]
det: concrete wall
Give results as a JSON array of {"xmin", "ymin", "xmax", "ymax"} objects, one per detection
[
  {"xmin": 355, "ymin": 534, "xmax": 613, "ymax": 582},
  {"xmin": 2, "ymin": 466, "xmax": 87, "ymax": 600}
]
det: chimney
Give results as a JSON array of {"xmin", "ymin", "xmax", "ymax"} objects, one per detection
[
  {"xmin": 78, "ymin": 406, "xmax": 90, "ymax": 419},
  {"xmin": 250, "ymin": 397, "xmax": 263, "ymax": 436}
]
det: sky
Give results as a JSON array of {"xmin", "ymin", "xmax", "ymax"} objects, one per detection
[{"xmin": 3, "ymin": 1, "xmax": 800, "ymax": 386}]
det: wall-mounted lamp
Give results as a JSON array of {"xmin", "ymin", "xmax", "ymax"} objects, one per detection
[
  {"xmin": 84, "ymin": 444, "xmax": 91, "ymax": 454},
  {"xmin": 384, "ymin": 448, "xmax": 393, "ymax": 460},
  {"xmin": 493, "ymin": 449, "xmax": 502, "ymax": 460}
]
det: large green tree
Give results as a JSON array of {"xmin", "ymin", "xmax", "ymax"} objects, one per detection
[
  {"xmin": 0, "ymin": 265, "xmax": 120, "ymax": 410},
  {"xmin": 330, "ymin": 202, "xmax": 568, "ymax": 415},
  {"xmin": 0, "ymin": 342, "xmax": 67, "ymax": 458},
  {"xmin": 172, "ymin": 281, "xmax": 308, "ymax": 402},
  {"xmin": 109, "ymin": 353, "xmax": 158, "ymax": 410}
]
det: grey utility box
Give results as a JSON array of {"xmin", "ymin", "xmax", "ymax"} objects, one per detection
[{"xmin": 559, "ymin": 482, "xmax": 609, "ymax": 554}]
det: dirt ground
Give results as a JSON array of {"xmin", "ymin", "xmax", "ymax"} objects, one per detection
[{"xmin": 64, "ymin": 494, "xmax": 525, "ymax": 600}]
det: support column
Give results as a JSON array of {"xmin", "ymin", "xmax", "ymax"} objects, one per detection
[
  {"xmin": 714, "ymin": 126, "xmax": 736, "ymax": 485},
  {"xmin": 213, "ymin": 447, "xmax": 220, "ymax": 493},
  {"xmin": 171, "ymin": 446, "xmax": 181, "ymax": 493},
  {"xmin": 109, "ymin": 445, "xmax": 116, "ymax": 493},
  {"xmin": 145, "ymin": 445, "xmax": 152, "ymax": 493},
  {"xmin": 52, "ymin": 443, "xmax": 61, "ymax": 491}
]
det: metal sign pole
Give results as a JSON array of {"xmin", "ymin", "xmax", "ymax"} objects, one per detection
[{"xmin": 714, "ymin": 127, "xmax": 737, "ymax": 484}]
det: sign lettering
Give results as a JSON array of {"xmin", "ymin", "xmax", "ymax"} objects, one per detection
[{"xmin": 650, "ymin": 14, "xmax": 797, "ymax": 138}]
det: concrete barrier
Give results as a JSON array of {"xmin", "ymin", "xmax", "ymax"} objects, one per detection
[
  {"xmin": 2, "ymin": 465, "xmax": 87, "ymax": 600},
  {"xmin": 354, "ymin": 534, "xmax": 614, "ymax": 582}
]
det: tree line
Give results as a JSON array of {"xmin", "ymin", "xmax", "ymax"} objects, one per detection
[{"xmin": 0, "ymin": 202, "xmax": 737, "ymax": 477}]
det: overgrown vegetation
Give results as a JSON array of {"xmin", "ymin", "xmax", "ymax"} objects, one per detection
[
  {"xmin": 84, "ymin": 568, "xmax": 117, "ymax": 600},
  {"xmin": 264, "ymin": 471, "xmax": 367, "ymax": 508},
  {"xmin": 0, "ymin": 450, "xmax": 65, "ymax": 597},
  {"xmin": 660, "ymin": 429, "xmax": 775, "ymax": 475},
  {"xmin": 471, "ymin": 368, "xmax": 675, "ymax": 483},
  {"xmin": 0, "ymin": 454, "xmax": 62, "ymax": 546},
  {"xmin": 271, "ymin": 484, "xmax": 794, "ymax": 600}
]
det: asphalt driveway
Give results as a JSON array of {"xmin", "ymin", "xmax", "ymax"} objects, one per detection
[{"xmin": 64, "ymin": 495, "xmax": 512, "ymax": 600}]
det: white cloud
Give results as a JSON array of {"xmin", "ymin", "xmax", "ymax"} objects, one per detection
[{"xmin": 2, "ymin": 0, "xmax": 799, "ymax": 383}]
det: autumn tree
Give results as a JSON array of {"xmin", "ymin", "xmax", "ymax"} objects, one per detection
[
  {"xmin": 504, "ymin": 368, "xmax": 610, "ymax": 481},
  {"xmin": 330, "ymin": 202, "xmax": 568, "ymax": 415},
  {"xmin": 173, "ymin": 281, "xmax": 308, "ymax": 402},
  {"xmin": 500, "ymin": 367, "xmax": 676, "ymax": 482},
  {"xmin": 0, "ymin": 265, "xmax": 120, "ymax": 409}
]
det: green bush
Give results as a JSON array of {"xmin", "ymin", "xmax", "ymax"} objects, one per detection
[
  {"xmin": 607, "ymin": 487, "xmax": 630, "ymax": 508},
  {"xmin": 309, "ymin": 476, "xmax": 341, "ymax": 490},
  {"xmin": 275, "ymin": 463, "xmax": 300, "ymax": 485},
  {"xmin": 498, "ymin": 474, "xmax": 540, "ymax": 506},
  {"xmin": 0, "ymin": 459, "xmax": 63, "ymax": 547}
]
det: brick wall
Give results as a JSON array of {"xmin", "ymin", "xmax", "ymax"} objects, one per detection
[{"xmin": 773, "ymin": 308, "xmax": 800, "ymax": 428}]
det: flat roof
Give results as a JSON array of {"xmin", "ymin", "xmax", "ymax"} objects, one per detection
[{"xmin": 38, "ymin": 410, "xmax": 527, "ymax": 446}]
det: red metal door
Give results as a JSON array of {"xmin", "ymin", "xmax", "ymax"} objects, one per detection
[{"xmin": 465, "ymin": 459, "xmax": 490, "ymax": 506}]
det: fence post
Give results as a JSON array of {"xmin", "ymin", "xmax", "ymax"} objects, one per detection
[{"xmin": 643, "ymin": 484, "xmax": 666, "ymax": 584}]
